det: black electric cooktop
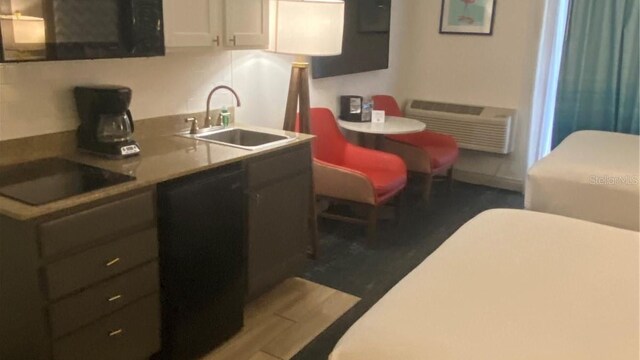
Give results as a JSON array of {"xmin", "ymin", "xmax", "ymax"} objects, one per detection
[{"xmin": 0, "ymin": 158, "xmax": 135, "ymax": 206}]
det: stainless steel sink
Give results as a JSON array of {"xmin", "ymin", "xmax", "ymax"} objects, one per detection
[{"xmin": 178, "ymin": 127, "xmax": 296, "ymax": 150}]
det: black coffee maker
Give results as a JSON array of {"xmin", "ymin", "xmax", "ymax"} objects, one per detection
[{"xmin": 75, "ymin": 86, "xmax": 140, "ymax": 158}]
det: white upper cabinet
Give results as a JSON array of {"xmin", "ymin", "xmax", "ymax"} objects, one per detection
[
  {"xmin": 223, "ymin": 0, "xmax": 269, "ymax": 49},
  {"xmin": 163, "ymin": 0, "xmax": 268, "ymax": 49},
  {"xmin": 163, "ymin": 0, "xmax": 222, "ymax": 47}
]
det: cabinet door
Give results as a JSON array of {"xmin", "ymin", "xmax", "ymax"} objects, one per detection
[
  {"xmin": 223, "ymin": 0, "xmax": 269, "ymax": 49},
  {"xmin": 247, "ymin": 172, "xmax": 310, "ymax": 300},
  {"xmin": 163, "ymin": 0, "xmax": 222, "ymax": 47}
]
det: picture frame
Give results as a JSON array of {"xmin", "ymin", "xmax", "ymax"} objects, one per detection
[{"xmin": 439, "ymin": 0, "xmax": 496, "ymax": 35}]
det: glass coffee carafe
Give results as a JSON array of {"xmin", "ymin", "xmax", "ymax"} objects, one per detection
[{"xmin": 96, "ymin": 110, "xmax": 134, "ymax": 143}]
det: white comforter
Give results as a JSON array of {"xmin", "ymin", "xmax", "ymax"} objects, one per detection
[
  {"xmin": 526, "ymin": 130, "xmax": 640, "ymax": 231},
  {"xmin": 330, "ymin": 209, "xmax": 639, "ymax": 360}
]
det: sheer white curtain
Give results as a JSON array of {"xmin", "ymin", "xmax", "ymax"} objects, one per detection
[{"xmin": 527, "ymin": 0, "xmax": 570, "ymax": 168}]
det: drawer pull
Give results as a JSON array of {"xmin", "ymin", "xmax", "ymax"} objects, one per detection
[
  {"xmin": 108, "ymin": 295, "xmax": 123, "ymax": 302},
  {"xmin": 105, "ymin": 258, "xmax": 121, "ymax": 267},
  {"xmin": 108, "ymin": 329, "xmax": 124, "ymax": 337}
]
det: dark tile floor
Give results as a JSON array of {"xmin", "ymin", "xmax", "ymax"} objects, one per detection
[{"xmin": 293, "ymin": 180, "xmax": 524, "ymax": 360}]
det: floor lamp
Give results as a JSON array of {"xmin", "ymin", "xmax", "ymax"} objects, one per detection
[
  {"xmin": 269, "ymin": 0, "xmax": 345, "ymax": 133},
  {"xmin": 269, "ymin": 0, "xmax": 345, "ymax": 258}
]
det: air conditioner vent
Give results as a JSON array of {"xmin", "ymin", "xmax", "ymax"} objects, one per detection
[
  {"xmin": 410, "ymin": 100, "xmax": 484, "ymax": 115},
  {"xmin": 406, "ymin": 100, "xmax": 517, "ymax": 154}
]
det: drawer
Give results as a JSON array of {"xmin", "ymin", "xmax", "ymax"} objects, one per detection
[
  {"xmin": 247, "ymin": 145, "xmax": 311, "ymax": 188},
  {"xmin": 52, "ymin": 294, "xmax": 160, "ymax": 360},
  {"xmin": 49, "ymin": 261, "xmax": 159, "ymax": 339},
  {"xmin": 44, "ymin": 228, "xmax": 158, "ymax": 300},
  {"xmin": 39, "ymin": 191, "xmax": 155, "ymax": 258}
]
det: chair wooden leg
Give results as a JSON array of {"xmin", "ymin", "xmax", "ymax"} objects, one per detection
[
  {"xmin": 447, "ymin": 167, "xmax": 454, "ymax": 192},
  {"xmin": 367, "ymin": 205, "xmax": 378, "ymax": 246},
  {"xmin": 423, "ymin": 173, "xmax": 434, "ymax": 202}
]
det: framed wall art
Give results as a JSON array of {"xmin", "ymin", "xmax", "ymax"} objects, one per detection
[{"xmin": 439, "ymin": 0, "xmax": 496, "ymax": 35}]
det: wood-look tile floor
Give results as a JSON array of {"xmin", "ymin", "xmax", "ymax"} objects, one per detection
[{"xmin": 203, "ymin": 278, "xmax": 360, "ymax": 360}]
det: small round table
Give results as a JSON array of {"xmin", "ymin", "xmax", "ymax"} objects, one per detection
[{"xmin": 338, "ymin": 116, "xmax": 426, "ymax": 148}]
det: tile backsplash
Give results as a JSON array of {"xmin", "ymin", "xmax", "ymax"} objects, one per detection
[{"xmin": 0, "ymin": 48, "xmax": 235, "ymax": 140}]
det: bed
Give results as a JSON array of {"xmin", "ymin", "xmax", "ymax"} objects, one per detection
[
  {"xmin": 525, "ymin": 130, "xmax": 640, "ymax": 231},
  {"xmin": 329, "ymin": 209, "xmax": 639, "ymax": 360}
]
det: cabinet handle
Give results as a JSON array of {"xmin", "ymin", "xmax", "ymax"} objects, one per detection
[
  {"xmin": 108, "ymin": 295, "xmax": 123, "ymax": 302},
  {"xmin": 106, "ymin": 258, "xmax": 121, "ymax": 267},
  {"xmin": 213, "ymin": 35, "xmax": 220, "ymax": 46},
  {"xmin": 108, "ymin": 329, "xmax": 124, "ymax": 337},
  {"xmin": 229, "ymin": 35, "xmax": 237, "ymax": 46},
  {"xmin": 248, "ymin": 192, "xmax": 261, "ymax": 205}
]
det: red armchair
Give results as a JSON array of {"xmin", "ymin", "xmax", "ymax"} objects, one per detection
[
  {"xmin": 373, "ymin": 95, "xmax": 459, "ymax": 201},
  {"xmin": 305, "ymin": 108, "xmax": 407, "ymax": 244}
]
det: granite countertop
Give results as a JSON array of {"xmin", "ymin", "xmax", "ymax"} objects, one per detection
[{"xmin": 0, "ymin": 122, "xmax": 314, "ymax": 221}]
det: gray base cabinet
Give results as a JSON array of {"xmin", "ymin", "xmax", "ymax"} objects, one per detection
[
  {"xmin": 0, "ymin": 189, "xmax": 160, "ymax": 360},
  {"xmin": 245, "ymin": 144, "xmax": 312, "ymax": 300},
  {"xmin": 0, "ymin": 142, "xmax": 314, "ymax": 359}
]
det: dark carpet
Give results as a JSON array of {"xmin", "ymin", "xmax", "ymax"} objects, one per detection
[{"xmin": 292, "ymin": 180, "xmax": 524, "ymax": 360}]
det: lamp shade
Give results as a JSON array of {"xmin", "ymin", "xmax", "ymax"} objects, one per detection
[
  {"xmin": 0, "ymin": 14, "xmax": 45, "ymax": 44},
  {"xmin": 269, "ymin": 0, "xmax": 344, "ymax": 56}
]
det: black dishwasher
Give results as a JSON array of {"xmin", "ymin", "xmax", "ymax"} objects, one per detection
[{"xmin": 156, "ymin": 164, "xmax": 245, "ymax": 360}]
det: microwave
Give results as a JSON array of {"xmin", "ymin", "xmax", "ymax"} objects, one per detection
[{"xmin": 0, "ymin": 0, "xmax": 164, "ymax": 63}]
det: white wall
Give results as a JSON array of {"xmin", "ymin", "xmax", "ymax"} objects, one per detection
[
  {"xmin": 179, "ymin": 0, "xmax": 408, "ymax": 131},
  {"xmin": 0, "ymin": 49, "xmax": 234, "ymax": 140},
  {"xmin": 0, "ymin": 0, "xmax": 407, "ymax": 141},
  {"xmin": 397, "ymin": 0, "xmax": 545, "ymax": 186},
  {"xmin": 0, "ymin": 0, "xmax": 544, "ymax": 188}
]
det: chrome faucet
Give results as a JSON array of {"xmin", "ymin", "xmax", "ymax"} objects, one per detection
[{"xmin": 204, "ymin": 85, "xmax": 242, "ymax": 128}]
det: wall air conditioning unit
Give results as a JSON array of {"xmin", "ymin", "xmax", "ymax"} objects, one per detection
[{"xmin": 405, "ymin": 100, "xmax": 517, "ymax": 154}]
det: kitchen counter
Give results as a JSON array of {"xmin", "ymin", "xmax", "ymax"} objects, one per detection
[{"xmin": 0, "ymin": 121, "xmax": 313, "ymax": 221}]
